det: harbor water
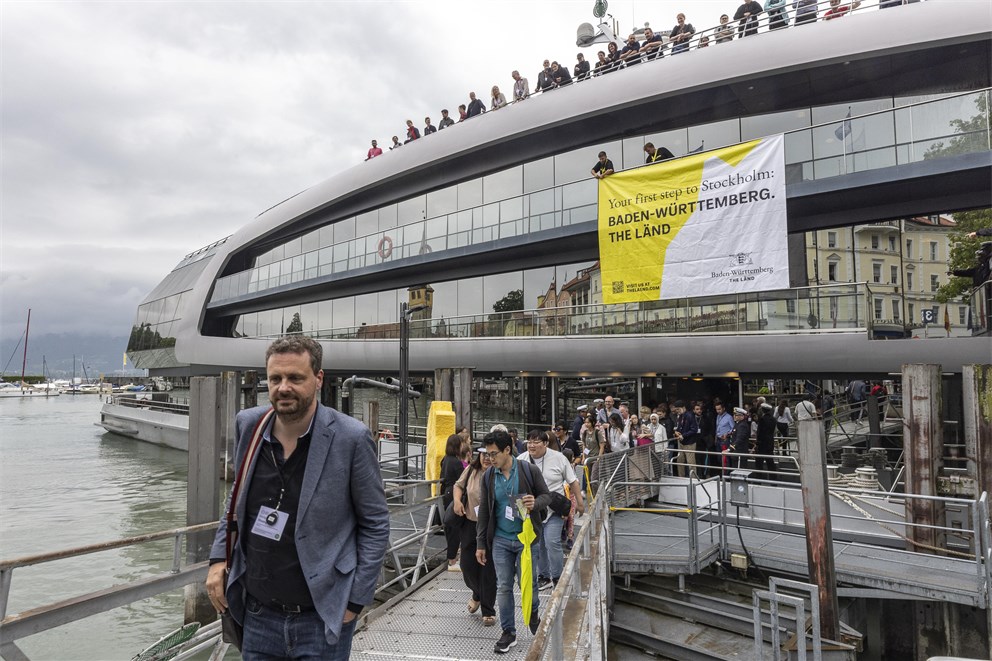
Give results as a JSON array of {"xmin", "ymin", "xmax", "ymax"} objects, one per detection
[{"xmin": 0, "ymin": 394, "xmax": 193, "ymax": 660}]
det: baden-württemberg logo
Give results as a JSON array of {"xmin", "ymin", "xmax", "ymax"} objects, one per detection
[{"xmin": 728, "ymin": 252, "xmax": 754, "ymax": 267}]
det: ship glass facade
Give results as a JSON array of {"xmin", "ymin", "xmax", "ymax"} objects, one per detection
[{"xmin": 209, "ymin": 90, "xmax": 990, "ymax": 306}]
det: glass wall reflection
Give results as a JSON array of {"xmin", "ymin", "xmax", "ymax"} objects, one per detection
[{"xmin": 212, "ymin": 90, "xmax": 990, "ymax": 305}]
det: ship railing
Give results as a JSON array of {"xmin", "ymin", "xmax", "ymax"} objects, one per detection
[
  {"xmin": 104, "ymin": 392, "xmax": 191, "ymax": 415},
  {"xmin": 291, "ymin": 281, "xmax": 874, "ymax": 342},
  {"xmin": 0, "ymin": 480, "xmax": 447, "ymax": 661},
  {"xmin": 213, "ymin": 83, "xmax": 990, "ymax": 309}
]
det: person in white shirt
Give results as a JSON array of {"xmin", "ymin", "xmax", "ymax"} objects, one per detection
[
  {"xmin": 518, "ymin": 431, "xmax": 584, "ymax": 590},
  {"xmin": 795, "ymin": 394, "xmax": 817, "ymax": 420}
]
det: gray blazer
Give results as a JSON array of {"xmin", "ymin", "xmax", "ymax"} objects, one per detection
[{"xmin": 210, "ymin": 403, "xmax": 390, "ymax": 644}]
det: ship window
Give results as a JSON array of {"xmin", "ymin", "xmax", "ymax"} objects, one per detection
[
  {"xmin": 524, "ymin": 266, "xmax": 555, "ymax": 311},
  {"xmin": 895, "ymin": 91, "xmax": 987, "ymax": 147},
  {"xmin": 483, "ymin": 167, "xmax": 522, "ymax": 205},
  {"xmin": 317, "ymin": 300, "xmax": 333, "ymax": 333},
  {"xmin": 398, "ymin": 196, "xmax": 425, "ymax": 226},
  {"xmin": 555, "ymin": 141, "xmax": 622, "ymax": 186},
  {"xmin": 334, "ymin": 217, "xmax": 355, "ymax": 243},
  {"xmin": 354, "ymin": 293, "xmax": 378, "ymax": 327},
  {"xmin": 333, "ymin": 298, "xmax": 355, "ymax": 329},
  {"xmin": 356, "ymin": 210, "xmax": 378, "ymax": 234},
  {"xmin": 284, "ymin": 237, "xmax": 302, "ymax": 259},
  {"xmin": 561, "ymin": 179, "xmax": 596, "ymax": 212},
  {"xmin": 457, "ymin": 277, "xmax": 484, "ymax": 317},
  {"xmin": 484, "ymin": 272, "xmax": 524, "ymax": 316},
  {"xmin": 644, "ymin": 129, "xmax": 688, "ymax": 160},
  {"xmin": 430, "ymin": 280, "xmax": 457, "ymax": 320},
  {"xmin": 523, "ymin": 157, "xmax": 554, "ymax": 194},
  {"xmin": 500, "ymin": 197, "xmax": 524, "ymax": 223},
  {"xmin": 687, "ymin": 119, "xmax": 740, "ymax": 155},
  {"xmin": 457, "ymin": 179, "xmax": 483, "ymax": 211},
  {"xmin": 301, "ymin": 229, "xmax": 320, "ymax": 254},
  {"xmin": 318, "ymin": 225, "xmax": 334, "ymax": 249},
  {"xmin": 378, "ymin": 290, "xmax": 397, "ymax": 324},
  {"xmin": 427, "ymin": 185, "xmax": 458, "ymax": 218},
  {"xmin": 741, "ymin": 108, "xmax": 811, "ymax": 141}
]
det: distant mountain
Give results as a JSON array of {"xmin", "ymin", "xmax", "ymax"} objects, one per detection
[{"xmin": 0, "ymin": 333, "xmax": 135, "ymax": 379}]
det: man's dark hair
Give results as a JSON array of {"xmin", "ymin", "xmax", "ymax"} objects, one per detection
[
  {"xmin": 484, "ymin": 430, "xmax": 513, "ymax": 452},
  {"xmin": 644, "ymin": 142, "xmax": 655, "ymax": 150},
  {"xmin": 508, "ymin": 428, "xmax": 518, "ymax": 437},
  {"xmin": 598, "ymin": 150, "xmax": 607, "ymax": 158},
  {"xmin": 673, "ymin": 399, "xmax": 685, "ymax": 408},
  {"xmin": 265, "ymin": 336, "xmax": 322, "ymax": 375},
  {"xmin": 527, "ymin": 429, "xmax": 542, "ymax": 441}
]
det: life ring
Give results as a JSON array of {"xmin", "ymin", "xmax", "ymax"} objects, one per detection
[{"xmin": 377, "ymin": 235, "xmax": 393, "ymax": 259}]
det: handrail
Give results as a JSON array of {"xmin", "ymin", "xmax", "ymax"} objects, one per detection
[
  {"xmin": 0, "ymin": 522, "xmax": 217, "ymax": 572},
  {"xmin": 259, "ymin": 281, "xmax": 873, "ymax": 341},
  {"xmin": 0, "ymin": 482, "xmax": 446, "ymax": 660}
]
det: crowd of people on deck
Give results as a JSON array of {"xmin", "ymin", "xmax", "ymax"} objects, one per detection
[
  {"xmin": 365, "ymin": 0, "xmax": 916, "ymax": 162},
  {"xmin": 430, "ymin": 377, "xmax": 896, "ymax": 653}
]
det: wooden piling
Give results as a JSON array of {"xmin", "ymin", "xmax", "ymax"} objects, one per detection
[
  {"xmin": 902, "ymin": 364, "xmax": 944, "ymax": 552},
  {"xmin": 796, "ymin": 419, "xmax": 841, "ymax": 642},
  {"xmin": 963, "ymin": 364, "xmax": 992, "ymax": 498},
  {"xmin": 184, "ymin": 376, "xmax": 224, "ymax": 625}
]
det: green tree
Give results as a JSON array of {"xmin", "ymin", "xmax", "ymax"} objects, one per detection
[
  {"xmin": 285, "ymin": 312, "xmax": 304, "ymax": 334},
  {"xmin": 923, "ymin": 92, "xmax": 992, "ymax": 303},
  {"xmin": 935, "ymin": 209, "xmax": 992, "ymax": 303}
]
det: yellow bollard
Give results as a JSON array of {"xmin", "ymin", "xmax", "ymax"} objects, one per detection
[{"xmin": 425, "ymin": 401, "xmax": 456, "ymax": 497}]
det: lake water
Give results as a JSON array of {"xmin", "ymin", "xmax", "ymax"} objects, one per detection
[{"xmin": 0, "ymin": 394, "xmax": 196, "ymax": 660}]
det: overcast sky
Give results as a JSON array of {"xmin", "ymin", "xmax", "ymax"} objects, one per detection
[{"xmin": 1, "ymin": 0, "xmax": 731, "ymax": 343}]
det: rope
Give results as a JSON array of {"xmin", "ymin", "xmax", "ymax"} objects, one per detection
[{"xmin": 830, "ymin": 489, "xmax": 974, "ymax": 559}]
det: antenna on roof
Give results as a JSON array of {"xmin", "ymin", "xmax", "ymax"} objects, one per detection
[{"xmin": 577, "ymin": 0, "xmax": 618, "ymax": 47}]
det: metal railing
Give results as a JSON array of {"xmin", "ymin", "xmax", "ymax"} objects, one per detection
[
  {"xmin": 103, "ymin": 393, "xmax": 192, "ymax": 416},
  {"xmin": 0, "ymin": 484, "xmax": 446, "ymax": 661},
  {"xmin": 256, "ymin": 281, "xmax": 873, "ymax": 343}
]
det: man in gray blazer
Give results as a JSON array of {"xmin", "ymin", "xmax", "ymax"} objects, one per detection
[{"xmin": 207, "ymin": 336, "xmax": 389, "ymax": 660}]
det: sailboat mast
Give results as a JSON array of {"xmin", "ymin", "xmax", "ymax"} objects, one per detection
[{"xmin": 20, "ymin": 309, "xmax": 31, "ymax": 390}]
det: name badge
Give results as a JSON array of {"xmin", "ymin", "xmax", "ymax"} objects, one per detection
[
  {"xmin": 251, "ymin": 506, "xmax": 288, "ymax": 541},
  {"xmin": 504, "ymin": 505, "xmax": 515, "ymax": 521}
]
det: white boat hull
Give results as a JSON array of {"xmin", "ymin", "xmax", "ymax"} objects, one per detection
[
  {"xmin": 97, "ymin": 399, "xmax": 189, "ymax": 451},
  {"xmin": 0, "ymin": 389, "xmax": 60, "ymax": 398}
]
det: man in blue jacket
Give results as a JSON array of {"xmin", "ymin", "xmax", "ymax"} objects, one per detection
[{"xmin": 206, "ymin": 336, "xmax": 389, "ymax": 660}]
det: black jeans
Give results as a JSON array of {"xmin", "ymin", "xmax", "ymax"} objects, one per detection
[{"xmin": 459, "ymin": 519, "xmax": 497, "ymax": 617}]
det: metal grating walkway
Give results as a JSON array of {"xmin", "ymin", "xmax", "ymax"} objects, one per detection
[{"xmin": 353, "ymin": 569, "xmax": 546, "ymax": 660}]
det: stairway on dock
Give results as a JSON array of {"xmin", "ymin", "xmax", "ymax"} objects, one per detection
[{"xmin": 610, "ymin": 573, "xmax": 860, "ymax": 661}]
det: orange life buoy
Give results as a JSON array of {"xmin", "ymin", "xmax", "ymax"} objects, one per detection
[{"xmin": 377, "ymin": 235, "xmax": 393, "ymax": 259}]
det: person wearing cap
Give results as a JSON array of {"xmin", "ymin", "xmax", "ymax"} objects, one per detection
[
  {"xmin": 452, "ymin": 446, "xmax": 498, "ymax": 626},
  {"xmin": 723, "ymin": 407, "xmax": 752, "ymax": 470},
  {"xmin": 570, "ymin": 406, "xmax": 588, "ymax": 446},
  {"xmin": 754, "ymin": 403, "xmax": 778, "ymax": 480}
]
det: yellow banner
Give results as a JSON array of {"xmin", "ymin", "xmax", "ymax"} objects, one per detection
[{"xmin": 598, "ymin": 136, "xmax": 788, "ymax": 304}]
